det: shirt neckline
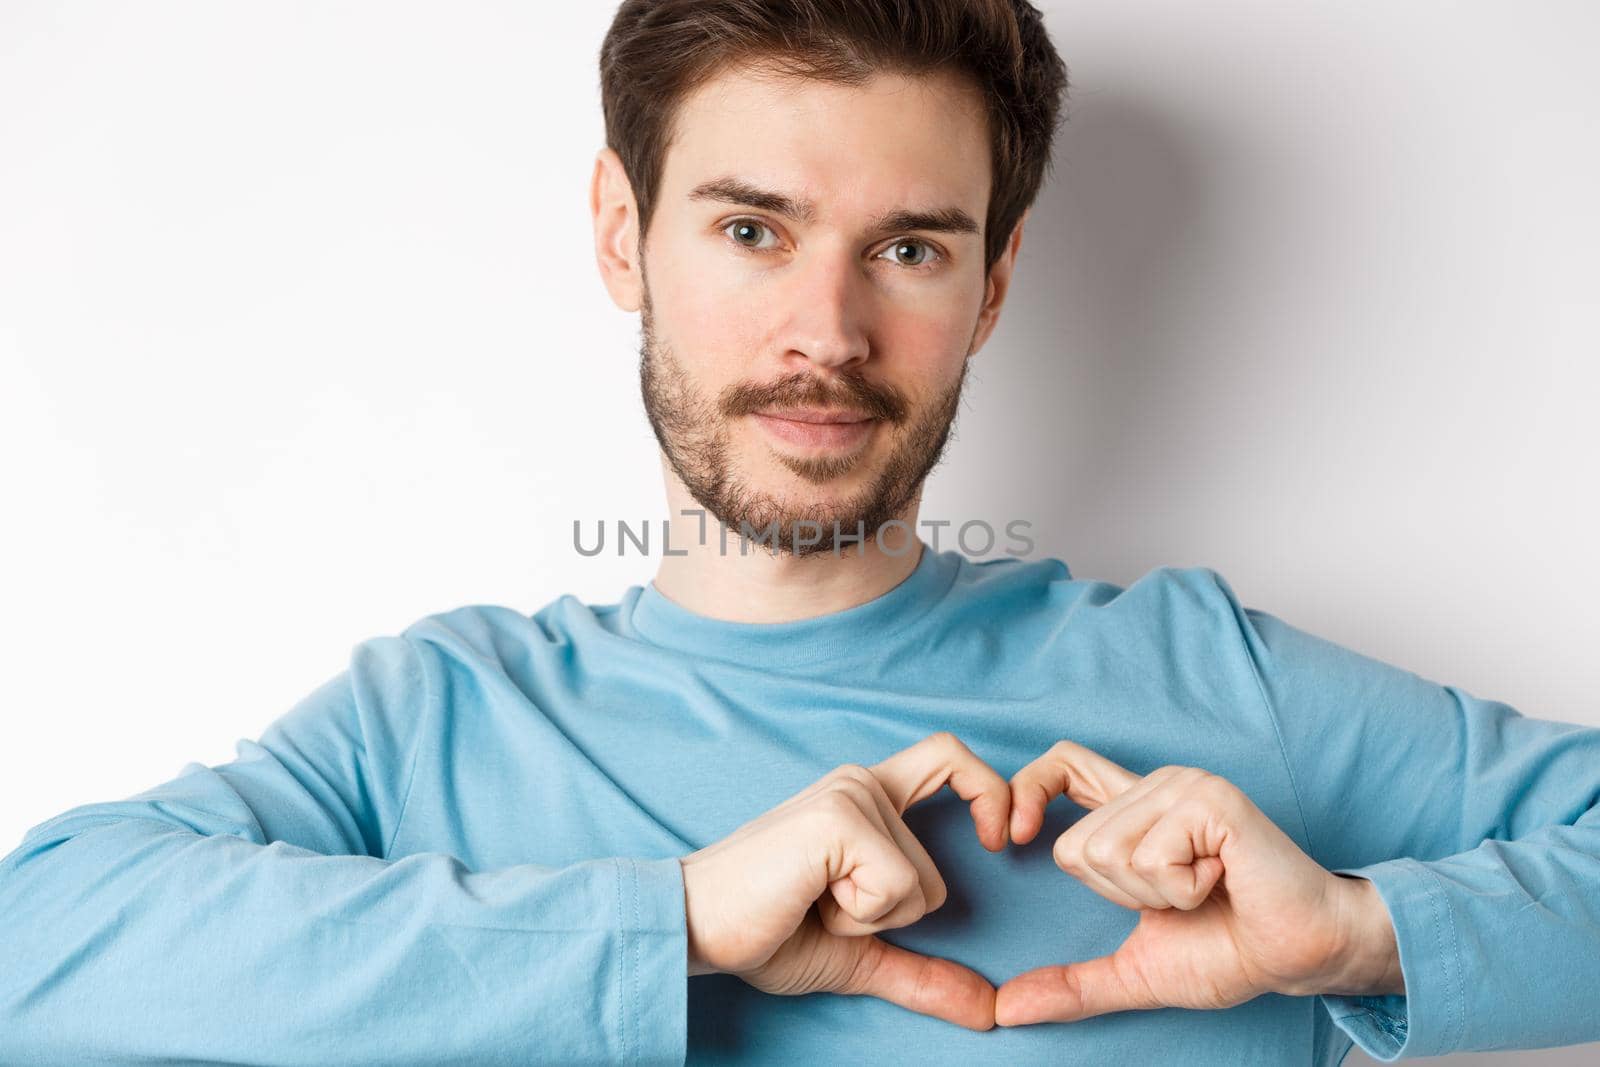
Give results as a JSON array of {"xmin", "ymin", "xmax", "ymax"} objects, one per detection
[{"xmin": 628, "ymin": 539, "xmax": 960, "ymax": 668}]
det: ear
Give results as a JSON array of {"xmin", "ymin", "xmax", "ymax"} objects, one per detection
[
  {"xmin": 590, "ymin": 147, "xmax": 644, "ymax": 312},
  {"xmin": 968, "ymin": 208, "xmax": 1029, "ymax": 357}
]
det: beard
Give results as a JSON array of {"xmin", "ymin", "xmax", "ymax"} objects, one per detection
[{"xmin": 637, "ymin": 272, "xmax": 970, "ymax": 558}]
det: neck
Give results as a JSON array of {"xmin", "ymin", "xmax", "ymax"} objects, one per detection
[{"xmin": 651, "ymin": 456, "xmax": 926, "ymax": 624}]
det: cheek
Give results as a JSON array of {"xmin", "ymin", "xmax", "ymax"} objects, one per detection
[
  {"xmin": 648, "ymin": 263, "xmax": 761, "ymax": 379},
  {"xmin": 880, "ymin": 312, "xmax": 972, "ymax": 374},
  {"xmin": 872, "ymin": 264, "xmax": 987, "ymax": 367}
]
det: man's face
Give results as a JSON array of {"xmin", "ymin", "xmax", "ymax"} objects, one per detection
[{"xmin": 633, "ymin": 63, "xmax": 997, "ymax": 556}]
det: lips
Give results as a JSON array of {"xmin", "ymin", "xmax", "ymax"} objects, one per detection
[
  {"xmin": 751, "ymin": 408, "xmax": 879, "ymax": 451},
  {"xmin": 756, "ymin": 407, "xmax": 874, "ymax": 424}
]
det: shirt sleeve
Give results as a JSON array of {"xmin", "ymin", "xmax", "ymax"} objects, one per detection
[
  {"xmin": 0, "ymin": 631, "xmax": 688, "ymax": 1066},
  {"xmin": 1208, "ymin": 569, "xmax": 1600, "ymax": 1061}
]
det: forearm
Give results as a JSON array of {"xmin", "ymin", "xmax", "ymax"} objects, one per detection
[{"xmin": 0, "ymin": 784, "xmax": 689, "ymax": 1065}]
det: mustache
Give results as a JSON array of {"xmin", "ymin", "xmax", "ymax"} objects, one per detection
[{"xmin": 720, "ymin": 372, "xmax": 907, "ymax": 424}]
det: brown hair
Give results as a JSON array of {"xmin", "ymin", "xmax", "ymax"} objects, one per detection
[{"xmin": 598, "ymin": 0, "xmax": 1069, "ymax": 275}]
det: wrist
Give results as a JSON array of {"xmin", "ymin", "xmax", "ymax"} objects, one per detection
[
  {"xmin": 1313, "ymin": 874, "xmax": 1405, "ymax": 997},
  {"xmin": 680, "ymin": 856, "xmax": 717, "ymax": 978}
]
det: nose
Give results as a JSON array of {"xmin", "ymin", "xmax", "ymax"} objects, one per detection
[{"xmin": 778, "ymin": 244, "xmax": 871, "ymax": 370}]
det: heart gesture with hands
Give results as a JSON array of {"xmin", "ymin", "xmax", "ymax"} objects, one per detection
[{"xmin": 680, "ymin": 732, "xmax": 1401, "ymax": 1034}]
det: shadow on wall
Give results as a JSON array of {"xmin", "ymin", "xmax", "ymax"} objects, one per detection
[{"xmin": 959, "ymin": 91, "xmax": 1221, "ymax": 579}]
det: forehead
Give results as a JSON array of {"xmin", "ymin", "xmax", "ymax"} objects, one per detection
[{"xmin": 659, "ymin": 61, "xmax": 991, "ymax": 224}]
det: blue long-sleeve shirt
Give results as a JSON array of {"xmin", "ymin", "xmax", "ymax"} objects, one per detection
[{"xmin": 4, "ymin": 544, "xmax": 1599, "ymax": 1064}]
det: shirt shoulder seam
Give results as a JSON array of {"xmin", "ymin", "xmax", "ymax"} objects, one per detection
[
  {"xmin": 381, "ymin": 635, "xmax": 431, "ymax": 859},
  {"xmin": 1206, "ymin": 568, "xmax": 1321, "ymax": 861}
]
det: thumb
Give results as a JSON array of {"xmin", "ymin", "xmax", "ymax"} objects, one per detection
[
  {"xmin": 838, "ymin": 934, "xmax": 997, "ymax": 1032},
  {"xmin": 994, "ymin": 953, "xmax": 1161, "ymax": 1026}
]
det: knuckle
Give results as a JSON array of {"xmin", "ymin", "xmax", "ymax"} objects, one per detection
[
  {"xmin": 831, "ymin": 762, "xmax": 872, "ymax": 783},
  {"xmin": 838, "ymin": 937, "xmax": 886, "ymax": 994},
  {"xmin": 847, "ymin": 777, "xmax": 892, "ymax": 814},
  {"xmin": 815, "ymin": 789, "xmax": 861, "ymax": 826},
  {"xmin": 840, "ymin": 765, "xmax": 892, "ymax": 803},
  {"xmin": 824, "ymin": 772, "xmax": 875, "ymax": 807},
  {"xmin": 921, "ymin": 863, "xmax": 950, "ymax": 911},
  {"xmin": 1195, "ymin": 770, "xmax": 1236, "ymax": 802},
  {"xmin": 886, "ymin": 863, "xmax": 920, "ymax": 901},
  {"xmin": 1129, "ymin": 847, "xmax": 1162, "ymax": 876},
  {"xmin": 1047, "ymin": 739, "xmax": 1079, "ymax": 761},
  {"xmin": 1081, "ymin": 834, "xmax": 1119, "ymax": 867},
  {"xmin": 907, "ymin": 952, "xmax": 937, "ymax": 1007}
]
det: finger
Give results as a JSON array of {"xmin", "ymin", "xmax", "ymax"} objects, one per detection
[
  {"xmin": 806, "ymin": 769, "xmax": 945, "ymax": 931},
  {"xmin": 710, "ymin": 754, "xmax": 945, "ymax": 875},
  {"xmin": 818, "ymin": 876, "xmax": 928, "ymax": 936},
  {"xmin": 1048, "ymin": 764, "xmax": 1180, "ymax": 867},
  {"xmin": 815, "ymin": 794, "xmax": 928, "ymax": 933},
  {"xmin": 1067, "ymin": 769, "xmax": 1200, "ymax": 909},
  {"xmin": 816, "ymin": 829, "xmax": 933, "ymax": 938},
  {"xmin": 1009, "ymin": 739, "xmax": 1143, "ymax": 845},
  {"xmin": 870, "ymin": 731, "xmax": 1013, "ymax": 851},
  {"xmin": 1130, "ymin": 803, "xmax": 1228, "ymax": 910},
  {"xmin": 849, "ymin": 767, "xmax": 951, "ymax": 914},
  {"xmin": 1047, "ymin": 846, "xmax": 1147, "ymax": 911},
  {"xmin": 994, "ymin": 954, "xmax": 1161, "ymax": 1026},
  {"xmin": 841, "ymin": 934, "xmax": 998, "ymax": 1032}
]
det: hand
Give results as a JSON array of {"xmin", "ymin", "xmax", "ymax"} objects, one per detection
[
  {"xmin": 679, "ymin": 731, "xmax": 1012, "ymax": 1031},
  {"xmin": 994, "ymin": 739, "xmax": 1402, "ymax": 1026}
]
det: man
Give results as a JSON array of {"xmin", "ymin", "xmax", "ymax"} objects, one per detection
[{"xmin": 3, "ymin": 1, "xmax": 1598, "ymax": 1064}]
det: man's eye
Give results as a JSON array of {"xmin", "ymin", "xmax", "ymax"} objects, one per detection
[
  {"xmin": 722, "ymin": 220, "xmax": 941, "ymax": 271},
  {"xmin": 876, "ymin": 239, "xmax": 941, "ymax": 270},
  {"xmin": 724, "ymin": 219, "xmax": 778, "ymax": 251}
]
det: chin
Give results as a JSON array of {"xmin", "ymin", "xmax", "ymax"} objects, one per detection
[{"xmin": 757, "ymin": 460, "xmax": 875, "ymax": 494}]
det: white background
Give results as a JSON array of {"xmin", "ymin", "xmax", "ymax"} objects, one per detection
[{"xmin": 2, "ymin": 3, "xmax": 1596, "ymax": 1063}]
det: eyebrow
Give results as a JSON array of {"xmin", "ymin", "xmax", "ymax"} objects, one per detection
[{"xmin": 687, "ymin": 175, "xmax": 981, "ymax": 237}]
